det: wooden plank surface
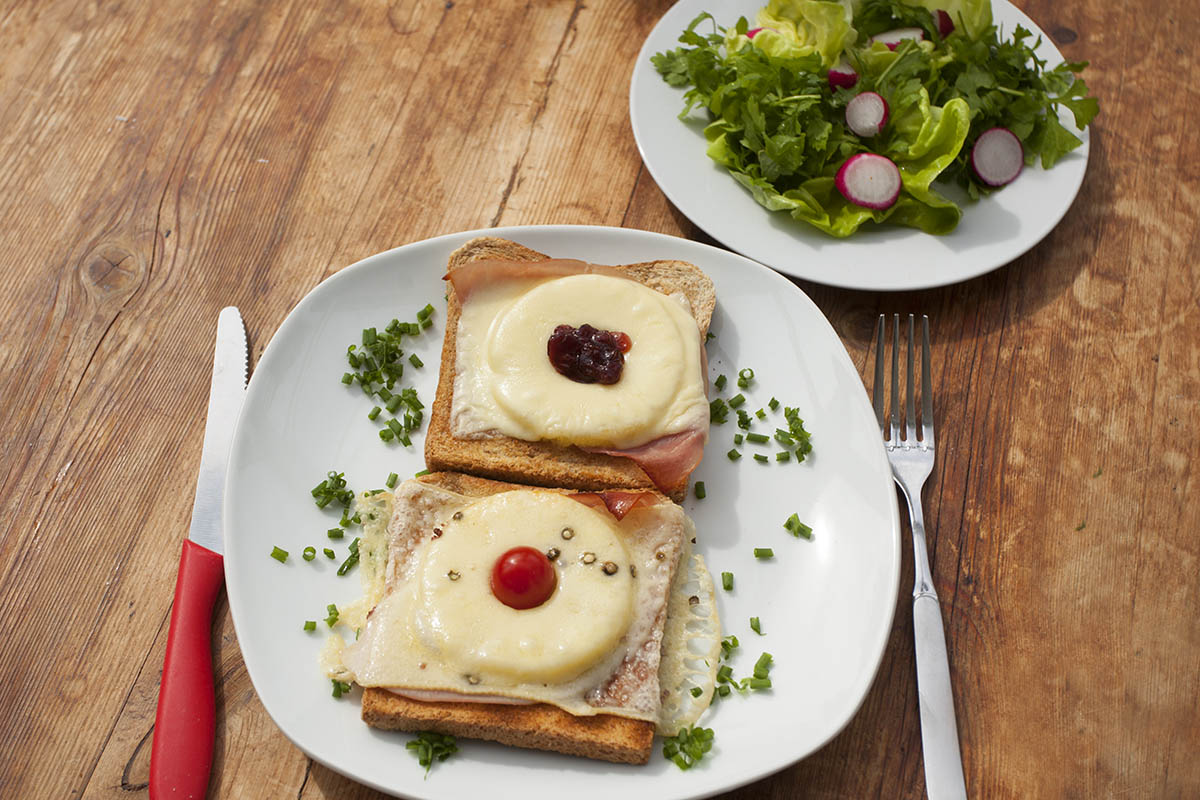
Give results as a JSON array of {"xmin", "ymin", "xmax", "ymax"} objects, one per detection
[{"xmin": 0, "ymin": 0, "xmax": 1196, "ymax": 797}]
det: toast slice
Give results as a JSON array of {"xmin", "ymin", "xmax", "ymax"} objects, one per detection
[
  {"xmin": 425, "ymin": 237, "xmax": 715, "ymax": 502},
  {"xmin": 361, "ymin": 689, "xmax": 655, "ymax": 765},
  {"xmin": 352, "ymin": 471, "xmax": 681, "ymax": 765}
]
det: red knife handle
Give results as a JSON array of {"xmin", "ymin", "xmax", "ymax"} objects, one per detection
[{"xmin": 150, "ymin": 539, "xmax": 225, "ymax": 800}]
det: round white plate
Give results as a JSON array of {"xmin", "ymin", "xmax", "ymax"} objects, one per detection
[
  {"xmin": 224, "ymin": 225, "xmax": 900, "ymax": 800},
  {"xmin": 630, "ymin": 0, "xmax": 1090, "ymax": 291}
]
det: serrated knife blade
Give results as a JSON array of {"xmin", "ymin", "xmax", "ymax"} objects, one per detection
[{"xmin": 150, "ymin": 306, "xmax": 248, "ymax": 800}]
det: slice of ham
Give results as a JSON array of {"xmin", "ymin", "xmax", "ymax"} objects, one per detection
[
  {"xmin": 447, "ymin": 258, "xmax": 624, "ymax": 302},
  {"xmin": 583, "ymin": 428, "xmax": 707, "ymax": 495},
  {"xmin": 569, "ymin": 490, "xmax": 661, "ymax": 520}
]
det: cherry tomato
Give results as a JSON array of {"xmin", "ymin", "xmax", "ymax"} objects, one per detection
[{"xmin": 490, "ymin": 546, "xmax": 557, "ymax": 610}]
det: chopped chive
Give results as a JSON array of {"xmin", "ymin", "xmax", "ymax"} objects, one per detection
[
  {"xmin": 728, "ymin": 393, "xmax": 746, "ymax": 408},
  {"xmin": 302, "ymin": 546, "xmax": 316, "ymax": 562},
  {"xmin": 750, "ymin": 616, "xmax": 762, "ymax": 634},
  {"xmin": 733, "ymin": 433, "xmax": 744, "ymax": 445},
  {"xmin": 379, "ymin": 428, "xmax": 394, "ymax": 442},
  {"xmin": 325, "ymin": 603, "xmax": 339, "ymax": 627},
  {"xmin": 414, "ymin": 468, "xmax": 431, "ymax": 477},
  {"xmin": 737, "ymin": 367, "xmax": 754, "ymax": 389},
  {"xmin": 303, "ymin": 620, "xmax": 316, "ymax": 631},
  {"xmin": 753, "ymin": 651, "xmax": 774, "ymax": 678},
  {"xmin": 753, "ymin": 547, "xmax": 774, "ymax": 559},
  {"xmin": 362, "ymin": 328, "xmax": 377, "ymax": 346},
  {"xmin": 727, "ymin": 449, "xmax": 742, "ymax": 461},
  {"xmin": 784, "ymin": 514, "xmax": 813, "ymax": 539},
  {"xmin": 387, "ymin": 418, "xmax": 403, "ymax": 435},
  {"xmin": 416, "ymin": 303, "xmax": 435, "ymax": 322},
  {"xmin": 745, "ymin": 677, "xmax": 772, "ymax": 690},
  {"xmin": 690, "ymin": 686, "xmax": 703, "ymax": 698},
  {"xmin": 694, "ymin": 481, "xmax": 706, "ymax": 499},
  {"xmin": 337, "ymin": 538, "xmax": 360, "ymax": 576},
  {"xmin": 774, "ymin": 429, "xmax": 794, "ymax": 445},
  {"xmin": 746, "ymin": 432, "xmax": 770, "ymax": 444},
  {"xmin": 409, "ymin": 353, "xmax": 424, "ymax": 368},
  {"xmin": 768, "ymin": 397, "xmax": 780, "ymax": 411},
  {"xmin": 367, "ymin": 405, "xmax": 382, "ymax": 420},
  {"xmin": 386, "ymin": 472, "xmax": 399, "ymax": 489},
  {"xmin": 709, "ymin": 398, "xmax": 729, "ymax": 424},
  {"xmin": 776, "ymin": 451, "xmax": 791, "ymax": 462},
  {"xmin": 386, "ymin": 395, "xmax": 403, "ymax": 413},
  {"xmin": 420, "ymin": 317, "xmax": 432, "ymax": 329},
  {"xmin": 753, "ymin": 454, "xmax": 769, "ymax": 463},
  {"xmin": 721, "ymin": 571, "xmax": 733, "ymax": 591},
  {"xmin": 270, "ymin": 546, "xmax": 288, "ymax": 563},
  {"xmin": 324, "ymin": 548, "xmax": 336, "ymax": 559},
  {"xmin": 736, "ymin": 409, "xmax": 752, "ymax": 430},
  {"xmin": 755, "ymin": 408, "xmax": 766, "ymax": 419},
  {"xmin": 706, "ymin": 331, "xmax": 716, "ymax": 341},
  {"xmin": 714, "ymin": 374, "xmax": 727, "ymax": 391},
  {"xmin": 331, "ymin": 679, "xmax": 352, "ymax": 698},
  {"xmin": 716, "ymin": 665, "xmax": 734, "ymax": 683},
  {"xmin": 717, "ymin": 684, "xmax": 731, "ymax": 697},
  {"xmin": 327, "ymin": 528, "xmax": 344, "ymax": 539},
  {"xmin": 341, "ymin": 372, "xmax": 353, "ymax": 385}
]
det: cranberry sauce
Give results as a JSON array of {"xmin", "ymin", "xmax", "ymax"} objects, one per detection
[{"xmin": 546, "ymin": 323, "xmax": 632, "ymax": 385}]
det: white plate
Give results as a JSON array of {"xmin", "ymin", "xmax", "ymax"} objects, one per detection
[
  {"xmin": 225, "ymin": 225, "xmax": 900, "ymax": 800},
  {"xmin": 630, "ymin": 0, "xmax": 1090, "ymax": 291}
]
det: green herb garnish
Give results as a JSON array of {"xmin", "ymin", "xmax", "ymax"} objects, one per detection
[
  {"xmin": 721, "ymin": 571, "xmax": 733, "ymax": 591},
  {"xmin": 694, "ymin": 481, "xmax": 707, "ymax": 499},
  {"xmin": 302, "ymin": 546, "xmax": 316, "ymax": 562},
  {"xmin": 325, "ymin": 603, "xmax": 339, "ymax": 627},
  {"xmin": 784, "ymin": 513, "xmax": 814, "ymax": 539},
  {"xmin": 270, "ymin": 546, "xmax": 288, "ymax": 563},
  {"xmin": 753, "ymin": 547, "xmax": 774, "ymax": 559},
  {"xmin": 407, "ymin": 731, "xmax": 458, "ymax": 776},
  {"xmin": 662, "ymin": 725, "xmax": 714, "ymax": 770},
  {"xmin": 303, "ymin": 620, "xmax": 316, "ymax": 631},
  {"xmin": 750, "ymin": 616, "xmax": 762, "ymax": 635}
]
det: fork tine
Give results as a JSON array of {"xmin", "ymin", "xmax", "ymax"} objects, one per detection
[
  {"xmin": 890, "ymin": 314, "xmax": 900, "ymax": 445},
  {"xmin": 873, "ymin": 315, "xmax": 887, "ymax": 435},
  {"xmin": 905, "ymin": 314, "xmax": 917, "ymax": 444},
  {"xmin": 921, "ymin": 314, "xmax": 935, "ymax": 447}
]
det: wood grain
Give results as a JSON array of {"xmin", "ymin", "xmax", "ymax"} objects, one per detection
[{"xmin": 0, "ymin": 0, "xmax": 1196, "ymax": 798}]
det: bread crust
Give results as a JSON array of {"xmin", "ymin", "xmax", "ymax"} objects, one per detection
[
  {"xmin": 358, "ymin": 471, "xmax": 672, "ymax": 765},
  {"xmin": 425, "ymin": 236, "xmax": 714, "ymax": 502},
  {"xmin": 362, "ymin": 688, "xmax": 655, "ymax": 765}
]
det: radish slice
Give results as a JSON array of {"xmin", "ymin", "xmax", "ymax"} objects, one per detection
[
  {"xmin": 845, "ymin": 92, "xmax": 890, "ymax": 137},
  {"xmin": 827, "ymin": 58, "xmax": 858, "ymax": 90},
  {"xmin": 835, "ymin": 153, "xmax": 902, "ymax": 209},
  {"xmin": 936, "ymin": 10, "xmax": 955, "ymax": 37},
  {"xmin": 747, "ymin": 27, "xmax": 764, "ymax": 38},
  {"xmin": 970, "ymin": 127, "xmax": 1024, "ymax": 186},
  {"xmin": 871, "ymin": 27, "xmax": 925, "ymax": 50}
]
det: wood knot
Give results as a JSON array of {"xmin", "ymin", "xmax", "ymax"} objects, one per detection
[
  {"xmin": 1052, "ymin": 26, "xmax": 1078, "ymax": 44},
  {"xmin": 80, "ymin": 245, "xmax": 144, "ymax": 300}
]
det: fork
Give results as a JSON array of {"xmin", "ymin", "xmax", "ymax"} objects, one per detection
[{"xmin": 873, "ymin": 314, "xmax": 968, "ymax": 800}]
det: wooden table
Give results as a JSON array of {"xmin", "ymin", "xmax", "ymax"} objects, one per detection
[{"xmin": 2, "ymin": 0, "xmax": 1196, "ymax": 797}]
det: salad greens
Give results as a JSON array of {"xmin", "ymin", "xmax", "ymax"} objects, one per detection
[{"xmin": 652, "ymin": 0, "xmax": 1098, "ymax": 237}]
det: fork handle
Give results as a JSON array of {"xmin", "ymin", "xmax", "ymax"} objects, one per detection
[{"xmin": 913, "ymin": 592, "xmax": 968, "ymax": 800}]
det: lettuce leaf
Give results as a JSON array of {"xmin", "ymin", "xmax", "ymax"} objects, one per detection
[{"xmin": 730, "ymin": 0, "xmax": 856, "ymax": 67}]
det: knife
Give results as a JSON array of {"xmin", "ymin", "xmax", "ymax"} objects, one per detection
[{"xmin": 149, "ymin": 306, "xmax": 248, "ymax": 800}]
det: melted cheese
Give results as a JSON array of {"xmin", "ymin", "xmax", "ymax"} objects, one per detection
[
  {"xmin": 414, "ymin": 492, "xmax": 634, "ymax": 684},
  {"xmin": 452, "ymin": 273, "xmax": 707, "ymax": 448}
]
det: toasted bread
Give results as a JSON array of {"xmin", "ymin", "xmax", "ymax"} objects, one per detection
[
  {"xmin": 354, "ymin": 471, "xmax": 678, "ymax": 765},
  {"xmin": 425, "ymin": 237, "xmax": 714, "ymax": 502}
]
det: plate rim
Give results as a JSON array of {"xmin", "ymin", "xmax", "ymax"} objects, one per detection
[{"xmin": 223, "ymin": 223, "xmax": 902, "ymax": 799}]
